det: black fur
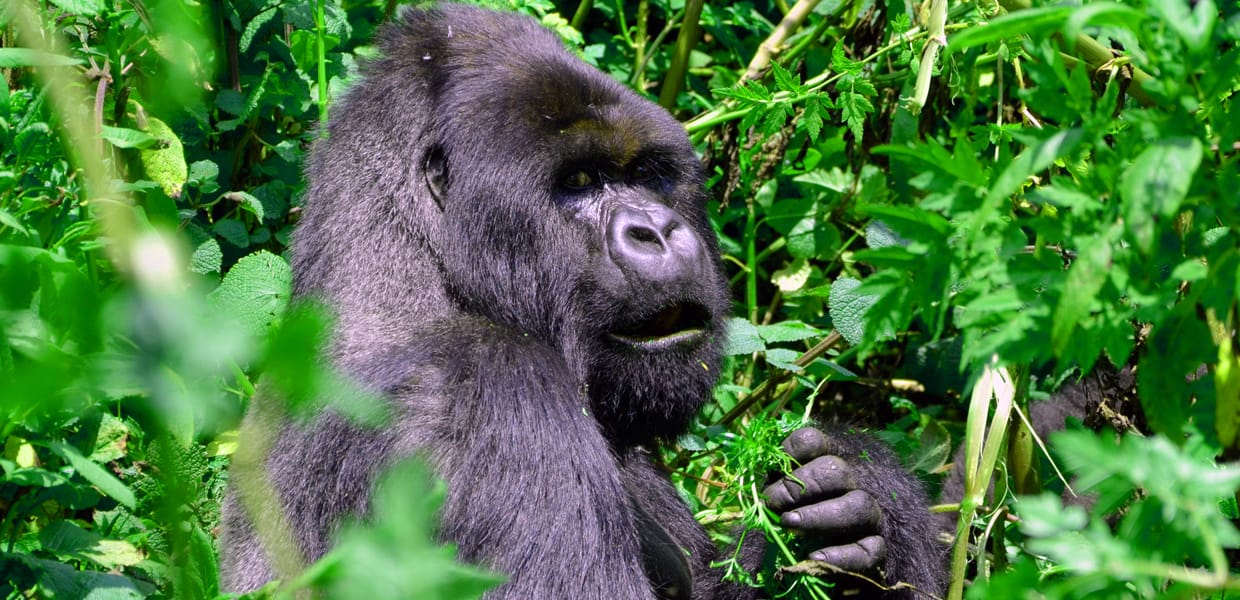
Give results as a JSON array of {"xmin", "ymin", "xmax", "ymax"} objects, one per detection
[{"xmin": 220, "ymin": 5, "xmax": 945, "ymax": 598}]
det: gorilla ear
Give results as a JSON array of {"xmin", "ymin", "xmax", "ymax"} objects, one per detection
[{"xmin": 424, "ymin": 145, "xmax": 448, "ymax": 209}]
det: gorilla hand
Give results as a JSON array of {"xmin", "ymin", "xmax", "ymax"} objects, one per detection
[{"xmin": 763, "ymin": 427, "xmax": 888, "ymax": 573}]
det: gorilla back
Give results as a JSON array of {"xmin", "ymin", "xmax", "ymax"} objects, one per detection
[{"xmin": 221, "ymin": 4, "xmax": 749, "ymax": 598}]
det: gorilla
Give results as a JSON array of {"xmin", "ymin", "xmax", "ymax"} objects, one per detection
[{"xmin": 220, "ymin": 4, "xmax": 946, "ymax": 599}]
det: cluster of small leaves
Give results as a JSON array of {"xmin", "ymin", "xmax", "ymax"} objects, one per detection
[{"xmin": 974, "ymin": 431, "xmax": 1240, "ymax": 598}]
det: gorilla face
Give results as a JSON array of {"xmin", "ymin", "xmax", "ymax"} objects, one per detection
[{"xmin": 422, "ymin": 39, "xmax": 729, "ymax": 442}]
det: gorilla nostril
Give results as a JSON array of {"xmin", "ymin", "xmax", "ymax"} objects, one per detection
[
  {"xmin": 628, "ymin": 226, "xmax": 661, "ymax": 246},
  {"xmin": 662, "ymin": 221, "xmax": 679, "ymax": 238}
]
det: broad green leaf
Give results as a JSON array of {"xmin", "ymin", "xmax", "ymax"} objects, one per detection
[
  {"xmin": 207, "ymin": 250, "xmax": 293, "ymax": 338},
  {"xmin": 312, "ymin": 460, "xmax": 505, "ymax": 598},
  {"xmin": 948, "ymin": 6, "xmax": 1075, "ymax": 53},
  {"xmin": 213, "ymin": 218, "xmax": 250, "ymax": 247},
  {"xmin": 226, "ymin": 190, "xmax": 266, "ymax": 221},
  {"xmin": 764, "ymin": 348, "xmax": 802, "ymax": 372},
  {"xmin": 864, "ymin": 220, "xmax": 910, "ymax": 249},
  {"xmin": 1149, "ymin": 0, "xmax": 1216, "ymax": 53},
  {"xmin": 1169, "ymin": 259, "xmax": 1208, "ymax": 282},
  {"xmin": 771, "ymin": 258, "xmax": 811, "ymax": 293},
  {"xmin": 45, "ymin": 442, "xmax": 136, "ymax": 509},
  {"xmin": 100, "ymin": 126, "xmax": 157, "ymax": 149},
  {"xmin": 723, "ymin": 317, "xmax": 765, "ymax": 355},
  {"xmin": 138, "ymin": 116, "xmax": 188, "ymax": 198},
  {"xmin": 1120, "ymin": 137, "xmax": 1203, "ymax": 219},
  {"xmin": 1062, "ymin": 4, "xmax": 1147, "ymax": 49},
  {"xmin": 863, "ymin": 204, "xmax": 951, "ymax": 240},
  {"xmin": 0, "ymin": 209, "xmax": 28, "ymax": 235},
  {"xmin": 986, "ymin": 128, "xmax": 1083, "ymax": 207},
  {"xmin": 189, "ymin": 233, "xmax": 223, "ymax": 275},
  {"xmin": 27, "ymin": 555, "xmax": 147, "ymax": 599},
  {"xmin": 1217, "ymin": 337, "xmax": 1240, "ymax": 452},
  {"xmin": 0, "ymin": 48, "xmax": 83, "ymax": 67},
  {"xmin": 677, "ymin": 433, "xmax": 707, "ymax": 452},
  {"xmin": 39, "ymin": 520, "xmax": 144, "ymax": 569},
  {"xmin": 829, "ymin": 277, "xmax": 875, "ymax": 345},
  {"xmin": 755, "ymin": 320, "xmax": 823, "ymax": 344},
  {"xmin": 1051, "ymin": 237, "xmax": 1111, "ymax": 357},
  {"xmin": 47, "ymin": 0, "xmax": 103, "ymax": 16}
]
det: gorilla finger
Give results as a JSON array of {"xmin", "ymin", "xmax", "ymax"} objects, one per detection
[
  {"xmin": 763, "ymin": 456, "xmax": 856, "ymax": 511},
  {"xmin": 780, "ymin": 489, "xmax": 880, "ymax": 535},
  {"xmin": 781, "ymin": 427, "xmax": 831, "ymax": 463},
  {"xmin": 809, "ymin": 535, "xmax": 887, "ymax": 572}
]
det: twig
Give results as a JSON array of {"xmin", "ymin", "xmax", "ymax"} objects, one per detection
[
  {"xmin": 657, "ymin": 0, "xmax": 703, "ymax": 109},
  {"xmin": 743, "ymin": 0, "xmax": 823, "ymax": 82}
]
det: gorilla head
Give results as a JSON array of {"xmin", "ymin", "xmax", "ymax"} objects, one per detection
[{"xmin": 296, "ymin": 5, "xmax": 729, "ymax": 444}]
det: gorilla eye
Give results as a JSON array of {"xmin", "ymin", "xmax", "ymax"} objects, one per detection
[
  {"xmin": 562, "ymin": 170, "xmax": 595, "ymax": 191},
  {"xmin": 631, "ymin": 163, "xmax": 655, "ymax": 182}
]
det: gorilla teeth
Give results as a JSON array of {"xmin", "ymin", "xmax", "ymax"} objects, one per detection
[{"xmin": 609, "ymin": 303, "xmax": 710, "ymax": 350}]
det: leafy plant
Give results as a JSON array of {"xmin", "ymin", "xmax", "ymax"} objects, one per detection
[{"xmin": 3, "ymin": 0, "xmax": 1239, "ymax": 597}]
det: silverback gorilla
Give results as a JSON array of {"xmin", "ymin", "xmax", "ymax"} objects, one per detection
[{"xmin": 220, "ymin": 4, "xmax": 946, "ymax": 598}]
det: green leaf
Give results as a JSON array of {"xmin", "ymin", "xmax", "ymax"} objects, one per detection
[
  {"xmin": 213, "ymin": 218, "xmax": 250, "ymax": 247},
  {"xmin": 986, "ymin": 128, "xmax": 1083, "ymax": 207},
  {"xmin": 138, "ymin": 116, "xmax": 188, "ymax": 198},
  {"xmin": 771, "ymin": 258, "xmax": 811, "ymax": 293},
  {"xmin": 829, "ymin": 277, "xmax": 878, "ymax": 345},
  {"xmin": 24, "ymin": 555, "xmax": 147, "ymax": 599},
  {"xmin": 188, "ymin": 225, "xmax": 223, "ymax": 275},
  {"xmin": 0, "ymin": 48, "xmax": 84, "ymax": 67},
  {"xmin": 0, "ymin": 209, "xmax": 29, "ymax": 235},
  {"xmin": 1062, "ymin": 4, "xmax": 1147, "ymax": 49},
  {"xmin": 838, "ymin": 90, "xmax": 874, "ymax": 143},
  {"xmin": 863, "ymin": 204, "xmax": 951, "ymax": 241},
  {"xmin": 39, "ymin": 520, "xmax": 144, "ymax": 569},
  {"xmin": 864, "ymin": 220, "xmax": 910, "ymax": 249},
  {"xmin": 310, "ymin": 459, "xmax": 505, "ymax": 598},
  {"xmin": 44, "ymin": 441, "xmax": 136, "ymax": 509},
  {"xmin": 207, "ymin": 250, "xmax": 293, "ymax": 338},
  {"xmin": 755, "ymin": 320, "xmax": 823, "ymax": 344},
  {"xmin": 226, "ymin": 190, "xmax": 266, "ymax": 221},
  {"xmin": 714, "ymin": 80, "xmax": 772, "ymax": 104},
  {"xmin": 830, "ymin": 43, "xmax": 862, "ymax": 75},
  {"xmin": 1149, "ymin": 0, "xmax": 1216, "ymax": 53},
  {"xmin": 677, "ymin": 433, "xmax": 707, "ymax": 452},
  {"xmin": 1169, "ymin": 259, "xmax": 1208, "ymax": 282},
  {"xmin": 1120, "ymin": 137, "xmax": 1203, "ymax": 219},
  {"xmin": 799, "ymin": 96, "xmax": 826, "ymax": 140},
  {"xmin": 46, "ymin": 0, "xmax": 103, "ymax": 15},
  {"xmin": 947, "ymin": 6, "xmax": 1075, "ymax": 53},
  {"xmin": 771, "ymin": 63, "xmax": 803, "ymax": 93},
  {"xmin": 764, "ymin": 348, "xmax": 802, "ymax": 372},
  {"xmin": 723, "ymin": 317, "xmax": 765, "ymax": 355},
  {"xmin": 100, "ymin": 126, "xmax": 157, "ymax": 149},
  {"xmin": 1051, "ymin": 236, "xmax": 1111, "ymax": 357}
]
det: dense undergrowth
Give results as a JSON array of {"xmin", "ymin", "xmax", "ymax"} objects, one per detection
[{"xmin": 2, "ymin": 0, "xmax": 1239, "ymax": 598}]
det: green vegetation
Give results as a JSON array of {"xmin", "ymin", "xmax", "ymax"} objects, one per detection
[{"xmin": 2, "ymin": 0, "xmax": 1238, "ymax": 598}]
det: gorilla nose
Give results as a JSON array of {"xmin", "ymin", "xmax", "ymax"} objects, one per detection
[{"xmin": 607, "ymin": 203, "xmax": 703, "ymax": 283}]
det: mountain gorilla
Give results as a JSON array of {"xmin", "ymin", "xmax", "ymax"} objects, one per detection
[{"xmin": 220, "ymin": 4, "xmax": 946, "ymax": 598}]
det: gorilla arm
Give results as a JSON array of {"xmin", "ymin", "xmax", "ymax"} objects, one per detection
[
  {"xmin": 401, "ymin": 320, "xmax": 658, "ymax": 600},
  {"xmin": 765, "ymin": 427, "xmax": 947, "ymax": 598}
]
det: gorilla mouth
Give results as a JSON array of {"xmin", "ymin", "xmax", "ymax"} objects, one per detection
[{"xmin": 608, "ymin": 302, "xmax": 712, "ymax": 351}]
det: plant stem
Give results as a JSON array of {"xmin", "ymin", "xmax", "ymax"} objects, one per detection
[
  {"xmin": 658, "ymin": 0, "xmax": 702, "ymax": 109},
  {"xmin": 912, "ymin": 0, "xmax": 947, "ymax": 112},
  {"xmin": 571, "ymin": 0, "xmax": 593, "ymax": 32},
  {"xmin": 314, "ymin": 0, "xmax": 329, "ymax": 128}
]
